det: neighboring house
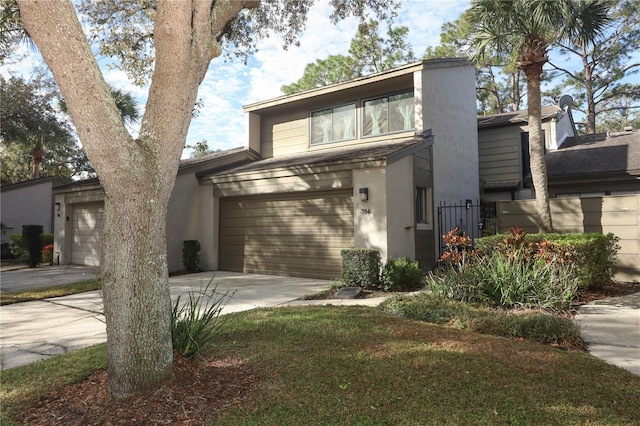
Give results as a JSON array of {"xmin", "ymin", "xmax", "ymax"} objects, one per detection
[
  {"xmin": 53, "ymin": 59, "xmax": 479, "ymax": 279},
  {"xmin": 546, "ymin": 128, "xmax": 640, "ymax": 197},
  {"xmin": 0, "ymin": 177, "xmax": 71, "ymax": 253},
  {"xmin": 478, "ymin": 105, "xmax": 576, "ymax": 201},
  {"xmin": 53, "ymin": 148, "xmax": 258, "ymax": 269}
]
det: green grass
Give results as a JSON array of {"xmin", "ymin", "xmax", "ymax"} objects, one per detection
[
  {"xmin": 3, "ymin": 306, "xmax": 638, "ymax": 425},
  {"xmin": 0, "ymin": 279, "xmax": 101, "ymax": 305}
]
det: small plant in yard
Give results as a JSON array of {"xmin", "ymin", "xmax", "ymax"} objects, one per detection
[
  {"xmin": 41, "ymin": 244, "xmax": 54, "ymax": 265},
  {"xmin": 381, "ymin": 257, "xmax": 424, "ymax": 291},
  {"xmin": 171, "ymin": 277, "xmax": 233, "ymax": 358},
  {"xmin": 182, "ymin": 239, "xmax": 201, "ymax": 273},
  {"xmin": 341, "ymin": 248, "xmax": 381, "ymax": 288}
]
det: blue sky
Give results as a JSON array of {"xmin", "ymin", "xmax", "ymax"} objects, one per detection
[{"xmin": 0, "ymin": 0, "xmax": 471, "ymax": 158}]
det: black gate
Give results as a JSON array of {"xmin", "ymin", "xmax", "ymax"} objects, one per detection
[{"xmin": 437, "ymin": 200, "xmax": 497, "ymax": 258}]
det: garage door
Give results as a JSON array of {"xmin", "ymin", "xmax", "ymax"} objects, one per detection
[
  {"xmin": 219, "ymin": 190, "xmax": 354, "ymax": 279},
  {"xmin": 71, "ymin": 203, "xmax": 104, "ymax": 266}
]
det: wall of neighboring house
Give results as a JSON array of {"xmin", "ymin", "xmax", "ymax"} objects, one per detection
[
  {"xmin": 496, "ymin": 195, "xmax": 640, "ymax": 282},
  {"xmin": 478, "ymin": 125, "xmax": 523, "ymax": 197},
  {"xmin": 1, "ymin": 180, "xmax": 58, "ymax": 244}
]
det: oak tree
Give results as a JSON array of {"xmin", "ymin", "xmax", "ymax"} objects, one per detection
[{"xmin": 15, "ymin": 0, "xmax": 400, "ymax": 399}]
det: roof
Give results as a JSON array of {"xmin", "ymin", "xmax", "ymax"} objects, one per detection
[
  {"xmin": 200, "ymin": 131, "xmax": 434, "ymax": 179},
  {"xmin": 0, "ymin": 176, "xmax": 71, "ymax": 192},
  {"xmin": 244, "ymin": 58, "xmax": 471, "ymax": 113},
  {"xmin": 477, "ymin": 105, "xmax": 562, "ymax": 129},
  {"xmin": 546, "ymin": 129, "xmax": 640, "ymax": 178}
]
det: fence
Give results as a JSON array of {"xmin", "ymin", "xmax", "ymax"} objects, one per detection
[
  {"xmin": 497, "ymin": 195, "xmax": 640, "ymax": 282},
  {"xmin": 437, "ymin": 200, "xmax": 497, "ymax": 258}
]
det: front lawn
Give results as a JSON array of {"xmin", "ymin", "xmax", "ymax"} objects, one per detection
[{"xmin": 2, "ymin": 306, "xmax": 639, "ymax": 425}]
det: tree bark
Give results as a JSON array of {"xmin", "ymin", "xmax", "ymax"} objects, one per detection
[
  {"xmin": 18, "ymin": 0, "xmax": 256, "ymax": 399},
  {"xmin": 524, "ymin": 63, "xmax": 553, "ymax": 233}
]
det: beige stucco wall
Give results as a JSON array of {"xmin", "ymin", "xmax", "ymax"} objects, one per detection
[
  {"xmin": 353, "ymin": 167, "xmax": 388, "ymax": 260},
  {"xmin": 166, "ymin": 174, "xmax": 216, "ymax": 272},
  {"xmin": 386, "ymin": 156, "xmax": 415, "ymax": 259}
]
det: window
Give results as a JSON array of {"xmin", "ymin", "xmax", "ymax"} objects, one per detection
[
  {"xmin": 416, "ymin": 187, "xmax": 429, "ymax": 224},
  {"xmin": 310, "ymin": 103, "xmax": 356, "ymax": 145},
  {"xmin": 363, "ymin": 91, "xmax": 414, "ymax": 137}
]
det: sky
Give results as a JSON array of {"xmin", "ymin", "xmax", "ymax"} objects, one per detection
[{"xmin": 0, "ymin": 0, "xmax": 471, "ymax": 158}]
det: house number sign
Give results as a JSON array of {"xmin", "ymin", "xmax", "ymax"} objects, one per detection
[{"xmin": 360, "ymin": 208, "xmax": 371, "ymax": 215}]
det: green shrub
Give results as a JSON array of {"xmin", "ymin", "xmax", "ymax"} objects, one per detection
[
  {"xmin": 41, "ymin": 233, "xmax": 54, "ymax": 247},
  {"xmin": 381, "ymin": 257, "xmax": 424, "ymax": 291},
  {"xmin": 22, "ymin": 225, "xmax": 43, "ymax": 267},
  {"xmin": 380, "ymin": 293, "xmax": 583, "ymax": 347},
  {"xmin": 171, "ymin": 278, "xmax": 233, "ymax": 358},
  {"xmin": 341, "ymin": 249, "xmax": 381, "ymax": 288},
  {"xmin": 477, "ymin": 231, "xmax": 620, "ymax": 290},
  {"xmin": 545, "ymin": 233, "xmax": 619, "ymax": 289},
  {"xmin": 182, "ymin": 240, "xmax": 201, "ymax": 273},
  {"xmin": 9, "ymin": 234, "xmax": 27, "ymax": 262},
  {"xmin": 428, "ymin": 251, "xmax": 579, "ymax": 310}
]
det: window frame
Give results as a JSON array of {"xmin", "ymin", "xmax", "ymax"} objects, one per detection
[
  {"xmin": 415, "ymin": 186, "xmax": 432, "ymax": 230},
  {"xmin": 309, "ymin": 102, "xmax": 357, "ymax": 146},
  {"xmin": 362, "ymin": 90, "xmax": 415, "ymax": 138}
]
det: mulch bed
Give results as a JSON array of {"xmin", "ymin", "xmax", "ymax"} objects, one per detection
[
  {"xmin": 18, "ymin": 355, "xmax": 257, "ymax": 425},
  {"xmin": 15, "ymin": 281, "xmax": 640, "ymax": 425}
]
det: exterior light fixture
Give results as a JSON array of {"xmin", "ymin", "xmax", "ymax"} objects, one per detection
[
  {"xmin": 55, "ymin": 202, "xmax": 61, "ymax": 211},
  {"xmin": 359, "ymin": 188, "xmax": 369, "ymax": 202}
]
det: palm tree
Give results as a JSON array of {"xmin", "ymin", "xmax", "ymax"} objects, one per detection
[{"xmin": 465, "ymin": 0, "xmax": 610, "ymax": 232}]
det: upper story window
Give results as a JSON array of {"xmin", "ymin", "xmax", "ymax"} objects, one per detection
[
  {"xmin": 363, "ymin": 91, "xmax": 414, "ymax": 137},
  {"xmin": 310, "ymin": 103, "xmax": 356, "ymax": 146}
]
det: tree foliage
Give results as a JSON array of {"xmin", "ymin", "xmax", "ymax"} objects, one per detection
[
  {"xmin": 281, "ymin": 18, "xmax": 414, "ymax": 94},
  {"xmin": 0, "ymin": 75, "xmax": 90, "ymax": 183},
  {"xmin": 546, "ymin": 0, "xmax": 640, "ymax": 134},
  {"xmin": 12, "ymin": 0, "xmax": 401, "ymax": 399},
  {"xmin": 465, "ymin": 0, "xmax": 610, "ymax": 233}
]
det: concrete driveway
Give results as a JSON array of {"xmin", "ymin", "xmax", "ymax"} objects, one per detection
[{"xmin": 0, "ymin": 269, "xmax": 331, "ymax": 370}]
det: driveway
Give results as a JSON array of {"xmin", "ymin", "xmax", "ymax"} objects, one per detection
[
  {"xmin": 0, "ymin": 270, "xmax": 331, "ymax": 370},
  {"xmin": 0, "ymin": 264, "xmax": 100, "ymax": 293}
]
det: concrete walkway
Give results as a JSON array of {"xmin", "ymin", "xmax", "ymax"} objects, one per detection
[
  {"xmin": 573, "ymin": 292, "xmax": 640, "ymax": 376},
  {"xmin": 0, "ymin": 270, "xmax": 338, "ymax": 370}
]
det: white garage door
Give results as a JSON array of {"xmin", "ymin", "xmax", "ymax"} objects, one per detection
[
  {"xmin": 219, "ymin": 190, "xmax": 354, "ymax": 279},
  {"xmin": 71, "ymin": 203, "xmax": 104, "ymax": 266}
]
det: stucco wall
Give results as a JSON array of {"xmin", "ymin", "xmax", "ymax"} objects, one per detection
[
  {"xmin": 1, "ymin": 181, "xmax": 55, "ymax": 243},
  {"xmin": 353, "ymin": 167, "xmax": 388, "ymax": 260},
  {"xmin": 386, "ymin": 156, "xmax": 415, "ymax": 259}
]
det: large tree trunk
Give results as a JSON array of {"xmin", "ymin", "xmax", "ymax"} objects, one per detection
[
  {"xmin": 18, "ymin": 0, "xmax": 255, "ymax": 399},
  {"xmin": 524, "ymin": 64, "xmax": 553, "ymax": 233},
  {"xmin": 31, "ymin": 143, "xmax": 43, "ymax": 179}
]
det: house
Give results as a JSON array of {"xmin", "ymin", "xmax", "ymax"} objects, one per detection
[
  {"xmin": 546, "ymin": 128, "xmax": 640, "ymax": 197},
  {"xmin": 1, "ymin": 176, "xmax": 71, "ymax": 256},
  {"xmin": 478, "ymin": 105, "xmax": 576, "ymax": 201},
  {"xmin": 53, "ymin": 148, "xmax": 257, "ymax": 269},
  {"xmin": 53, "ymin": 59, "xmax": 479, "ymax": 279}
]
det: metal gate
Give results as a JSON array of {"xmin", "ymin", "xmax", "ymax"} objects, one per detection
[{"xmin": 437, "ymin": 200, "xmax": 497, "ymax": 258}]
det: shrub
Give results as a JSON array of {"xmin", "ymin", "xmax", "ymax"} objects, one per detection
[
  {"xmin": 428, "ymin": 251, "xmax": 579, "ymax": 310},
  {"xmin": 9, "ymin": 234, "xmax": 27, "ymax": 262},
  {"xmin": 477, "ymin": 231, "xmax": 620, "ymax": 290},
  {"xmin": 381, "ymin": 258, "xmax": 424, "ymax": 291},
  {"xmin": 41, "ymin": 233, "xmax": 54, "ymax": 247},
  {"xmin": 22, "ymin": 225, "xmax": 43, "ymax": 267},
  {"xmin": 182, "ymin": 240, "xmax": 201, "ymax": 273},
  {"xmin": 341, "ymin": 249, "xmax": 381, "ymax": 288},
  {"xmin": 171, "ymin": 278, "xmax": 233, "ymax": 358},
  {"xmin": 381, "ymin": 293, "xmax": 584, "ymax": 347},
  {"xmin": 41, "ymin": 244, "xmax": 54, "ymax": 265}
]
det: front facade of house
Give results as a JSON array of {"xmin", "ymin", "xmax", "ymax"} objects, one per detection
[
  {"xmin": 1, "ymin": 177, "xmax": 70, "ymax": 253},
  {"xmin": 53, "ymin": 59, "xmax": 479, "ymax": 279},
  {"xmin": 478, "ymin": 105, "xmax": 575, "ymax": 201}
]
